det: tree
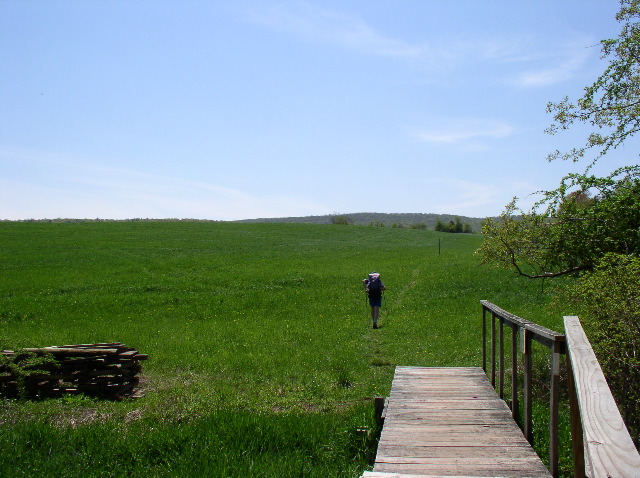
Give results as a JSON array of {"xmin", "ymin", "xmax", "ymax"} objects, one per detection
[
  {"xmin": 435, "ymin": 217, "xmax": 473, "ymax": 233},
  {"xmin": 479, "ymin": 0, "xmax": 640, "ymax": 276},
  {"xmin": 545, "ymin": 0, "xmax": 640, "ymax": 169},
  {"xmin": 478, "ymin": 168, "xmax": 640, "ymax": 278},
  {"xmin": 331, "ymin": 214, "xmax": 354, "ymax": 225},
  {"xmin": 478, "ymin": 0, "xmax": 640, "ymax": 444}
]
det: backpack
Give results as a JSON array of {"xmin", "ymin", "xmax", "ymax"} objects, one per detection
[{"xmin": 367, "ymin": 273, "xmax": 383, "ymax": 296}]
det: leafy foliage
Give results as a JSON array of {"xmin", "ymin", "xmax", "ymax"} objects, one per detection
[
  {"xmin": 435, "ymin": 217, "xmax": 473, "ymax": 234},
  {"xmin": 565, "ymin": 254, "xmax": 640, "ymax": 446},
  {"xmin": 479, "ymin": 0, "xmax": 640, "ymax": 278},
  {"xmin": 477, "ymin": 167, "xmax": 640, "ymax": 278},
  {"xmin": 330, "ymin": 214, "xmax": 354, "ymax": 225},
  {"xmin": 479, "ymin": 0, "xmax": 640, "ymax": 447},
  {"xmin": 546, "ymin": 0, "xmax": 640, "ymax": 168},
  {"xmin": 0, "ymin": 351, "xmax": 57, "ymax": 399}
]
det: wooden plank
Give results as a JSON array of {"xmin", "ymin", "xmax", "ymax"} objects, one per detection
[
  {"xmin": 390, "ymin": 380, "xmax": 495, "ymax": 388},
  {"xmin": 371, "ymin": 366, "xmax": 552, "ymax": 477},
  {"xmin": 382, "ymin": 414, "xmax": 518, "ymax": 425},
  {"xmin": 392, "ymin": 367, "xmax": 485, "ymax": 375},
  {"xmin": 374, "ymin": 462, "xmax": 549, "ymax": 476},
  {"xmin": 363, "ymin": 473, "xmax": 491, "ymax": 478},
  {"xmin": 375, "ymin": 456, "xmax": 550, "ymax": 467},
  {"xmin": 564, "ymin": 316, "xmax": 640, "ymax": 477},
  {"xmin": 383, "ymin": 400, "xmax": 510, "ymax": 410},
  {"xmin": 378, "ymin": 426, "xmax": 531, "ymax": 443},
  {"xmin": 21, "ymin": 347, "xmax": 120, "ymax": 356},
  {"xmin": 376, "ymin": 445, "xmax": 547, "ymax": 459}
]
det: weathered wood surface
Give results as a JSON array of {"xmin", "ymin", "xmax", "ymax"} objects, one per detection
[
  {"xmin": 0, "ymin": 343, "xmax": 146, "ymax": 399},
  {"xmin": 366, "ymin": 367, "xmax": 551, "ymax": 477},
  {"xmin": 564, "ymin": 316, "xmax": 640, "ymax": 477}
]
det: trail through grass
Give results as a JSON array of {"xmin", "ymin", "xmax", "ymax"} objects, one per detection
[{"xmin": 0, "ymin": 221, "xmax": 567, "ymax": 477}]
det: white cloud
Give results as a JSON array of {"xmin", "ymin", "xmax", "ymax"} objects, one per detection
[
  {"xmin": 413, "ymin": 119, "xmax": 515, "ymax": 144},
  {"xmin": 245, "ymin": 2, "xmax": 424, "ymax": 58},
  {"xmin": 510, "ymin": 40, "xmax": 594, "ymax": 87},
  {"xmin": 429, "ymin": 178, "xmax": 498, "ymax": 215},
  {"xmin": 245, "ymin": 1, "xmax": 588, "ymax": 90},
  {"xmin": 0, "ymin": 148, "xmax": 331, "ymax": 220}
]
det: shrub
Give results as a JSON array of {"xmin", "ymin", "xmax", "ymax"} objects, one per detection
[
  {"xmin": 331, "ymin": 215, "xmax": 353, "ymax": 226},
  {"xmin": 568, "ymin": 253, "xmax": 640, "ymax": 446},
  {"xmin": 435, "ymin": 217, "xmax": 472, "ymax": 233}
]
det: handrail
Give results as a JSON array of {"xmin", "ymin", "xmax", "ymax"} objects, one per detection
[
  {"xmin": 482, "ymin": 301, "xmax": 640, "ymax": 477},
  {"xmin": 564, "ymin": 316, "xmax": 640, "ymax": 477},
  {"xmin": 481, "ymin": 300, "xmax": 566, "ymax": 477}
]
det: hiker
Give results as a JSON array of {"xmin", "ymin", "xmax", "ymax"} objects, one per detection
[{"xmin": 363, "ymin": 272, "xmax": 386, "ymax": 329}]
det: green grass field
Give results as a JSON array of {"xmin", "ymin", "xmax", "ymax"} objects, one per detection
[{"xmin": 0, "ymin": 221, "xmax": 569, "ymax": 477}]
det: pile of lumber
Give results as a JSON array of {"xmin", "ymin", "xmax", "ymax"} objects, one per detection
[{"xmin": 0, "ymin": 343, "xmax": 147, "ymax": 400}]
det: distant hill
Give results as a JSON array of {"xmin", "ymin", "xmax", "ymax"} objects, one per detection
[
  {"xmin": 5, "ymin": 213, "xmax": 493, "ymax": 232},
  {"xmin": 235, "ymin": 212, "xmax": 491, "ymax": 232}
]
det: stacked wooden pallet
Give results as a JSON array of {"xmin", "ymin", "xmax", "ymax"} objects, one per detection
[{"xmin": 0, "ymin": 343, "xmax": 147, "ymax": 400}]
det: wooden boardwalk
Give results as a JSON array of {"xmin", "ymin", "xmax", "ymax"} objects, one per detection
[{"xmin": 363, "ymin": 366, "xmax": 552, "ymax": 478}]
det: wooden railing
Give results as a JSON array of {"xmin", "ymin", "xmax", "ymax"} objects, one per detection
[
  {"xmin": 482, "ymin": 301, "xmax": 640, "ymax": 477},
  {"xmin": 564, "ymin": 315, "xmax": 640, "ymax": 477},
  {"xmin": 481, "ymin": 300, "xmax": 566, "ymax": 476}
]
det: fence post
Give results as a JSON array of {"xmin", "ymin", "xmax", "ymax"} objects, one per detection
[
  {"xmin": 549, "ymin": 342, "xmax": 562, "ymax": 477},
  {"xmin": 490, "ymin": 312, "xmax": 497, "ymax": 387},
  {"xmin": 499, "ymin": 317, "xmax": 505, "ymax": 399},
  {"xmin": 511, "ymin": 325, "xmax": 519, "ymax": 423},
  {"xmin": 523, "ymin": 329, "xmax": 533, "ymax": 445},
  {"xmin": 482, "ymin": 305, "xmax": 487, "ymax": 373}
]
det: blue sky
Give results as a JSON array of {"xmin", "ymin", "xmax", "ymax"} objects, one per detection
[{"xmin": 1, "ymin": 1, "xmax": 635, "ymax": 220}]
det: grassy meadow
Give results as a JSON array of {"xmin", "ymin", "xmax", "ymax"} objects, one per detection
[{"xmin": 0, "ymin": 221, "xmax": 569, "ymax": 477}]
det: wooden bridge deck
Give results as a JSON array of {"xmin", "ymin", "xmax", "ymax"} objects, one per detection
[{"xmin": 363, "ymin": 366, "xmax": 552, "ymax": 478}]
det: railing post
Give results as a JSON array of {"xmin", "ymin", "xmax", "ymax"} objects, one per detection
[
  {"xmin": 511, "ymin": 325, "xmax": 519, "ymax": 423},
  {"xmin": 480, "ymin": 301, "xmax": 569, "ymax": 474},
  {"xmin": 482, "ymin": 305, "xmax": 487, "ymax": 373},
  {"xmin": 549, "ymin": 341, "xmax": 562, "ymax": 477},
  {"xmin": 499, "ymin": 317, "xmax": 505, "ymax": 399},
  {"xmin": 523, "ymin": 329, "xmax": 533, "ymax": 445},
  {"xmin": 491, "ymin": 311, "xmax": 496, "ymax": 388}
]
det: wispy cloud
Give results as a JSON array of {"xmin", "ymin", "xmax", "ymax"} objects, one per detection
[
  {"xmin": 430, "ymin": 178, "xmax": 498, "ymax": 215},
  {"xmin": 245, "ymin": 2, "xmax": 424, "ymax": 58},
  {"xmin": 244, "ymin": 2, "xmax": 577, "ymax": 87},
  {"xmin": 0, "ymin": 148, "xmax": 330, "ymax": 220},
  {"xmin": 413, "ymin": 119, "xmax": 515, "ymax": 144},
  {"xmin": 510, "ymin": 39, "xmax": 594, "ymax": 87}
]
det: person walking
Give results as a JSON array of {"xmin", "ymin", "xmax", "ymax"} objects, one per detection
[{"xmin": 363, "ymin": 272, "xmax": 386, "ymax": 329}]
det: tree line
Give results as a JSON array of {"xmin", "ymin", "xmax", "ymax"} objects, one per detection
[{"xmin": 331, "ymin": 214, "xmax": 474, "ymax": 233}]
